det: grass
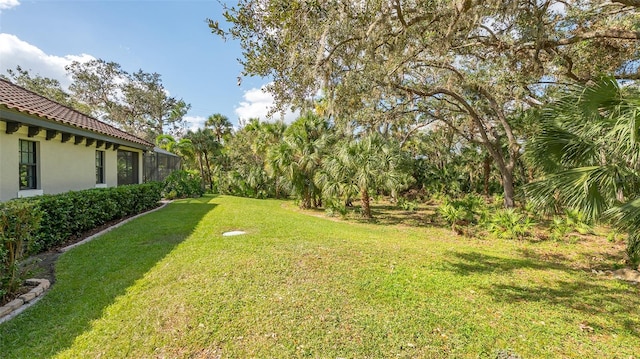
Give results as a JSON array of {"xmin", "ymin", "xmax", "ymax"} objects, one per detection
[{"xmin": 0, "ymin": 195, "xmax": 638, "ymax": 358}]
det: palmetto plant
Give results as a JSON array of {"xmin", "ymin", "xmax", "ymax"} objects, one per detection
[
  {"xmin": 267, "ymin": 113, "xmax": 332, "ymax": 208},
  {"xmin": 316, "ymin": 132, "xmax": 411, "ymax": 219},
  {"xmin": 438, "ymin": 203, "xmax": 468, "ymax": 234},
  {"xmin": 486, "ymin": 208, "xmax": 535, "ymax": 240},
  {"xmin": 526, "ymin": 78, "xmax": 640, "ymax": 264},
  {"xmin": 437, "ymin": 194, "xmax": 487, "ymax": 235}
]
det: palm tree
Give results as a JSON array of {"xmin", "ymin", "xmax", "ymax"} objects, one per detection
[
  {"xmin": 184, "ymin": 128, "xmax": 220, "ymax": 190},
  {"xmin": 155, "ymin": 134, "xmax": 177, "ymax": 152},
  {"xmin": 220, "ymin": 119, "xmax": 286, "ymax": 198},
  {"xmin": 318, "ymin": 132, "xmax": 411, "ymax": 218},
  {"xmin": 205, "ymin": 113, "xmax": 233, "ymax": 143},
  {"xmin": 155, "ymin": 134, "xmax": 196, "ymax": 170},
  {"xmin": 525, "ymin": 77, "xmax": 640, "ymax": 264},
  {"xmin": 268, "ymin": 113, "xmax": 332, "ymax": 208}
]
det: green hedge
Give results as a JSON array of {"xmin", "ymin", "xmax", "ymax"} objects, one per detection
[
  {"xmin": 0, "ymin": 201, "xmax": 42, "ymax": 301},
  {"xmin": 27, "ymin": 182, "xmax": 162, "ymax": 253}
]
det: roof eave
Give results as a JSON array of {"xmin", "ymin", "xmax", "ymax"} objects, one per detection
[{"xmin": 0, "ymin": 107, "xmax": 153, "ymax": 150}]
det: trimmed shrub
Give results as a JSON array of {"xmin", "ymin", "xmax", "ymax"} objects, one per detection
[
  {"xmin": 28, "ymin": 182, "xmax": 162, "ymax": 252},
  {"xmin": 0, "ymin": 200, "xmax": 42, "ymax": 302}
]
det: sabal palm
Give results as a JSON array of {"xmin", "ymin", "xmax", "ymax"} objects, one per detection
[
  {"xmin": 184, "ymin": 128, "xmax": 220, "ymax": 190},
  {"xmin": 268, "ymin": 113, "xmax": 331, "ymax": 208},
  {"xmin": 155, "ymin": 134, "xmax": 196, "ymax": 170},
  {"xmin": 526, "ymin": 78, "xmax": 640, "ymax": 263},
  {"xmin": 318, "ymin": 133, "xmax": 411, "ymax": 218},
  {"xmin": 205, "ymin": 113, "xmax": 233, "ymax": 143},
  {"xmin": 221, "ymin": 119, "xmax": 286, "ymax": 198}
]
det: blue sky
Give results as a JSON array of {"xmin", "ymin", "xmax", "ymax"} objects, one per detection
[{"xmin": 0, "ymin": 0, "xmax": 296, "ymax": 131}]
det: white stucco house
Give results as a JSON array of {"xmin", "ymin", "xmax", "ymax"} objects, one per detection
[{"xmin": 0, "ymin": 78, "xmax": 155, "ymax": 202}]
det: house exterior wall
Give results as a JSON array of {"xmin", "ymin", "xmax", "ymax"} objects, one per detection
[{"xmin": 0, "ymin": 121, "xmax": 145, "ymax": 202}]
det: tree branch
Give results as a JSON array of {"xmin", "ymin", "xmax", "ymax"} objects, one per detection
[
  {"xmin": 400, "ymin": 119, "xmax": 436, "ymax": 148},
  {"xmin": 611, "ymin": 0, "xmax": 640, "ymax": 7},
  {"xmin": 392, "ymin": 0, "xmax": 408, "ymax": 28},
  {"xmin": 390, "ymin": 82, "xmax": 506, "ymax": 168},
  {"xmin": 615, "ymin": 71, "xmax": 640, "ymax": 80},
  {"xmin": 317, "ymin": 36, "xmax": 362, "ymax": 67}
]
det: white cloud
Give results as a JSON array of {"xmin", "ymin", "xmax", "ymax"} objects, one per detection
[
  {"xmin": 0, "ymin": 33, "xmax": 95, "ymax": 89},
  {"xmin": 0, "ymin": 0, "xmax": 19, "ymax": 10},
  {"xmin": 183, "ymin": 115, "xmax": 206, "ymax": 132},
  {"xmin": 235, "ymin": 85, "xmax": 298, "ymax": 124}
]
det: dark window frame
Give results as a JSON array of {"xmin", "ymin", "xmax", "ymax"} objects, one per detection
[
  {"xmin": 96, "ymin": 150, "xmax": 105, "ymax": 184},
  {"xmin": 19, "ymin": 139, "xmax": 38, "ymax": 190},
  {"xmin": 117, "ymin": 150, "xmax": 139, "ymax": 186}
]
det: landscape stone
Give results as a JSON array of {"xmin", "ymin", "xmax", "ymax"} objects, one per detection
[
  {"xmin": 0, "ymin": 278, "xmax": 52, "ymax": 321},
  {"xmin": 19, "ymin": 292, "xmax": 37, "ymax": 303},
  {"xmin": 25, "ymin": 278, "xmax": 41, "ymax": 286},
  {"xmin": 5, "ymin": 298, "xmax": 24, "ymax": 311},
  {"xmin": 0, "ymin": 305, "xmax": 12, "ymax": 317},
  {"xmin": 32, "ymin": 286, "xmax": 44, "ymax": 296},
  {"xmin": 612, "ymin": 268, "xmax": 640, "ymax": 283},
  {"xmin": 40, "ymin": 279, "xmax": 50, "ymax": 290}
]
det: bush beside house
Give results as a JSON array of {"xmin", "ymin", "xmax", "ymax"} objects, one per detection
[
  {"xmin": 30, "ymin": 182, "xmax": 163, "ymax": 252},
  {"xmin": 0, "ymin": 182, "xmax": 162, "ymax": 302},
  {"xmin": 0, "ymin": 201, "xmax": 42, "ymax": 302}
]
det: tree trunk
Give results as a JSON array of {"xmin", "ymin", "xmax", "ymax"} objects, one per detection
[
  {"xmin": 483, "ymin": 154, "xmax": 492, "ymax": 197},
  {"xmin": 502, "ymin": 170, "xmax": 516, "ymax": 208},
  {"xmin": 197, "ymin": 153, "xmax": 206, "ymax": 190},
  {"xmin": 617, "ymin": 188, "xmax": 625, "ymax": 202},
  {"xmin": 483, "ymin": 143, "xmax": 517, "ymax": 209},
  {"xmin": 301, "ymin": 189, "xmax": 311, "ymax": 209},
  {"xmin": 203, "ymin": 152, "xmax": 213, "ymax": 191},
  {"xmin": 361, "ymin": 188, "xmax": 372, "ymax": 218}
]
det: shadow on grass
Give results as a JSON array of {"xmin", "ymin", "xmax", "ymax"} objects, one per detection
[
  {"xmin": 350, "ymin": 204, "xmax": 440, "ymax": 228},
  {"xmin": 441, "ymin": 250, "xmax": 569, "ymax": 276},
  {"xmin": 442, "ymin": 250, "xmax": 640, "ymax": 337},
  {"xmin": 0, "ymin": 196, "xmax": 217, "ymax": 358}
]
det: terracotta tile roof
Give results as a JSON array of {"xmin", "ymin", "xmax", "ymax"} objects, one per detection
[{"xmin": 0, "ymin": 78, "xmax": 152, "ymax": 148}]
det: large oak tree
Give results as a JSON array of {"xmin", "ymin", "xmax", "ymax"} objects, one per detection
[{"xmin": 213, "ymin": 0, "xmax": 639, "ymax": 207}]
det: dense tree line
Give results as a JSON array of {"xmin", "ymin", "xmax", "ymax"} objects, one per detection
[
  {"xmin": 211, "ymin": 0, "xmax": 639, "ymax": 207},
  {"xmin": 160, "ymin": 112, "xmax": 415, "ymax": 219}
]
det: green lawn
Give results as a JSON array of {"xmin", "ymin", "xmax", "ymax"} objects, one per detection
[{"xmin": 1, "ymin": 195, "xmax": 638, "ymax": 358}]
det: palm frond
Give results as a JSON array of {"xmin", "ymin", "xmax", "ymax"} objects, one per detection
[
  {"xmin": 606, "ymin": 197, "xmax": 640, "ymax": 232},
  {"xmin": 526, "ymin": 165, "xmax": 630, "ymax": 221}
]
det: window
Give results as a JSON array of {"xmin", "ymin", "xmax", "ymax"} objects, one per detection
[
  {"xmin": 96, "ymin": 150, "xmax": 105, "ymax": 184},
  {"xmin": 117, "ymin": 150, "xmax": 139, "ymax": 185},
  {"xmin": 19, "ymin": 139, "xmax": 37, "ymax": 190}
]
